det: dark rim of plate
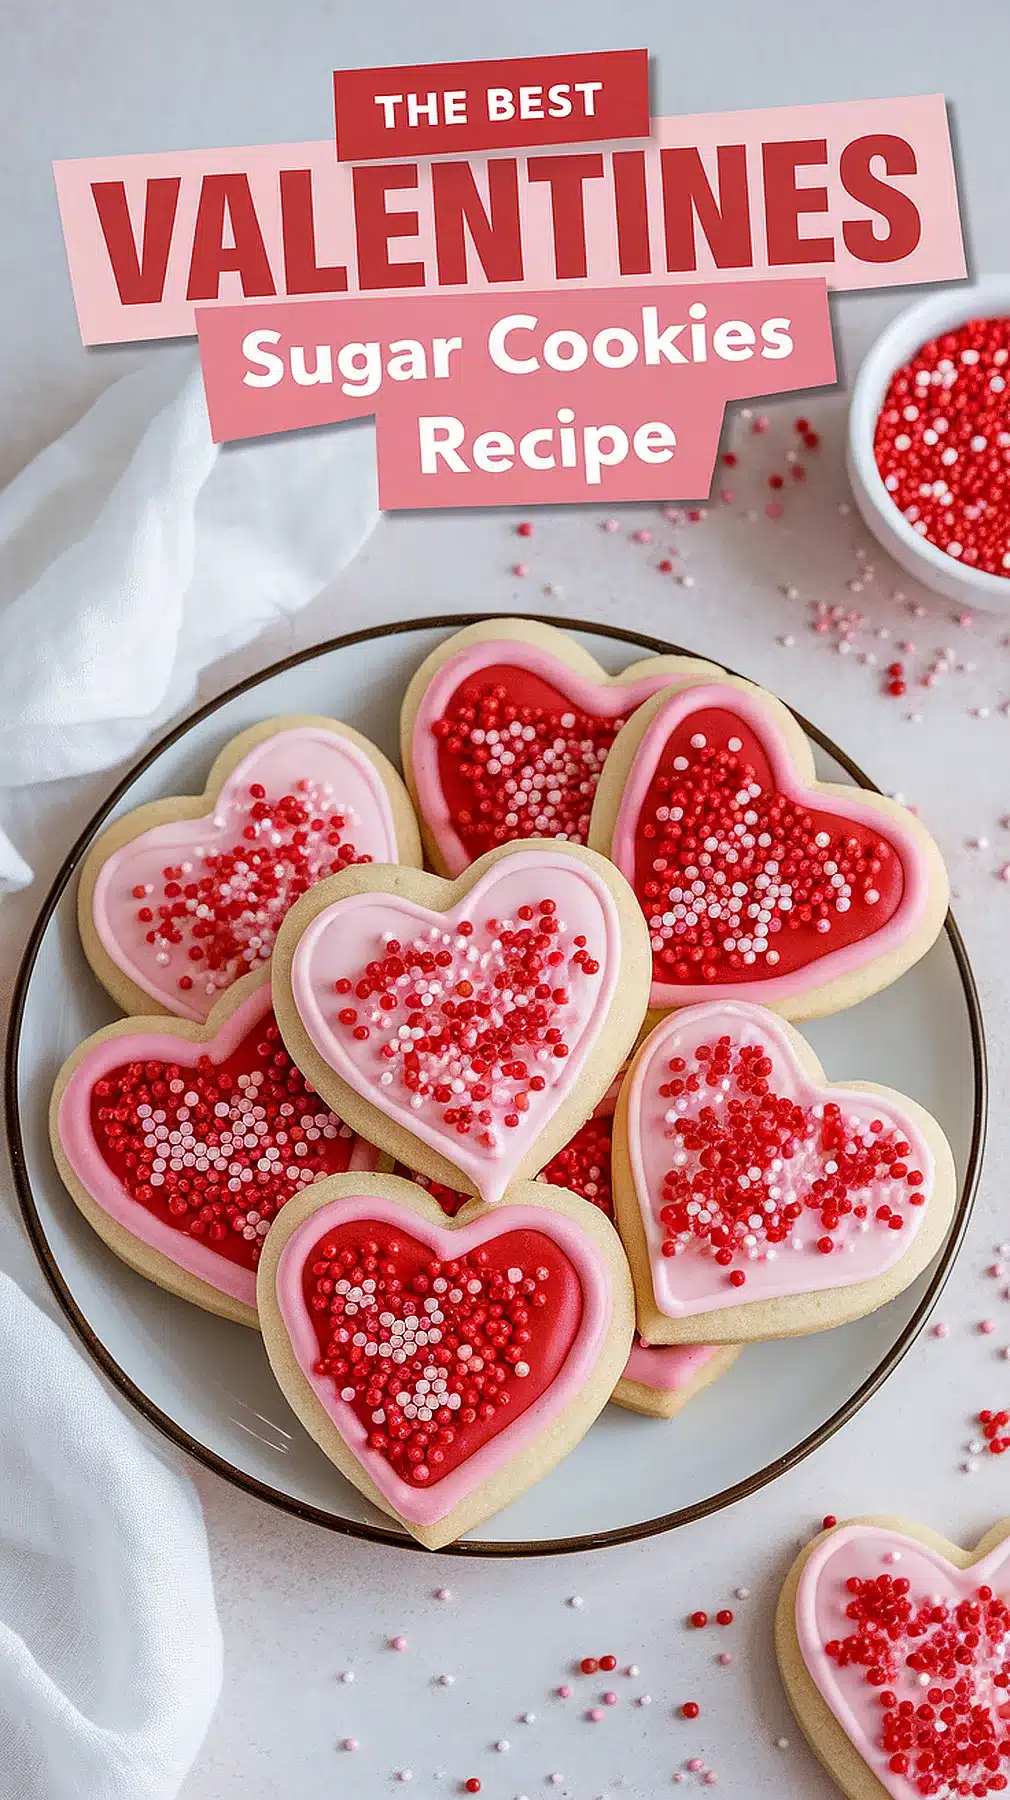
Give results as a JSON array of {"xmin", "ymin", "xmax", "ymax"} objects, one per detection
[{"xmin": 4, "ymin": 614, "xmax": 987, "ymax": 1558}]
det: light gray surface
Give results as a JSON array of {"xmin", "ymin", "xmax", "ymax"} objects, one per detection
[{"xmin": 2, "ymin": 2, "xmax": 1009, "ymax": 1796}]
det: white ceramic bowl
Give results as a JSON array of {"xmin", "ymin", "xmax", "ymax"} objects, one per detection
[{"xmin": 847, "ymin": 276, "xmax": 1010, "ymax": 614}]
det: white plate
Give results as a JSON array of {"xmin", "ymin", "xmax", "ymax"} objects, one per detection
[{"xmin": 6, "ymin": 617, "xmax": 985, "ymax": 1556}]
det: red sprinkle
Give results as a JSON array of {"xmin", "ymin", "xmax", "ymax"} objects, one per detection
[
  {"xmin": 681, "ymin": 1702, "xmax": 700, "ymax": 1720},
  {"xmin": 690, "ymin": 1612, "xmax": 709, "ymax": 1629}
]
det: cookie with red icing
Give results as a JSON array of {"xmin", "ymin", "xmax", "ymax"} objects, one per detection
[
  {"xmin": 257, "ymin": 1171, "xmax": 635, "ymax": 1549},
  {"xmin": 391, "ymin": 1081, "xmax": 741, "ymax": 1417},
  {"xmin": 49, "ymin": 968, "xmax": 378, "ymax": 1327},
  {"xmin": 588, "ymin": 676, "xmax": 948, "ymax": 1020},
  {"xmin": 78, "ymin": 715, "xmax": 423, "ymax": 1024},
  {"xmin": 271, "ymin": 839, "xmax": 651, "ymax": 1207},
  {"xmin": 400, "ymin": 617, "xmax": 719, "ymax": 876},
  {"xmin": 776, "ymin": 1515, "xmax": 1010, "ymax": 1800},
  {"xmin": 613, "ymin": 1000, "xmax": 956, "ymax": 1344}
]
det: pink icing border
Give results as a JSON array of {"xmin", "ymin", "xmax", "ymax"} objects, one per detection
[
  {"xmin": 610, "ymin": 684, "xmax": 932, "ymax": 1007},
  {"xmin": 274, "ymin": 1194, "xmax": 614, "ymax": 1527},
  {"xmin": 411, "ymin": 639, "xmax": 685, "ymax": 876},
  {"xmin": 795, "ymin": 1524, "xmax": 1010, "ymax": 1800},
  {"xmin": 91, "ymin": 726, "xmax": 401, "ymax": 1022},
  {"xmin": 626, "ymin": 1000, "xmax": 933, "ymax": 1318},
  {"xmin": 56, "ymin": 983, "xmax": 379, "ymax": 1309},
  {"xmin": 289, "ymin": 849, "xmax": 623, "ymax": 1204},
  {"xmin": 622, "ymin": 1339, "xmax": 723, "ymax": 1392}
]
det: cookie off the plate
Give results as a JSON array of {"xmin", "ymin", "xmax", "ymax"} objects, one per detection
[
  {"xmin": 588, "ymin": 674, "xmax": 948, "ymax": 1021},
  {"xmin": 776, "ymin": 1515, "xmax": 1010, "ymax": 1800},
  {"xmin": 270, "ymin": 839, "xmax": 651, "ymax": 1206},
  {"xmin": 257, "ymin": 1171, "xmax": 635, "ymax": 1549},
  {"xmin": 77, "ymin": 714, "xmax": 422, "ymax": 1023},
  {"xmin": 400, "ymin": 616, "xmax": 720, "ymax": 876},
  {"xmin": 612, "ymin": 999, "xmax": 956, "ymax": 1344}
]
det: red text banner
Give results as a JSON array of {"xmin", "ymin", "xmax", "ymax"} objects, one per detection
[
  {"xmin": 333, "ymin": 50, "xmax": 650, "ymax": 160},
  {"xmin": 196, "ymin": 278, "xmax": 836, "ymax": 508},
  {"xmin": 54, "ymin": 96, "xmax": 964, "ymax": 347}
]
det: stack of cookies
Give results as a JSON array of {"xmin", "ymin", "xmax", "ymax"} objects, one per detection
[{"xmin": 50, "ymin": 620, "xmax": 955, "ymax": 1548}]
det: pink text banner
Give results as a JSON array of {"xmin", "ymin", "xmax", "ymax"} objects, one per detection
[
  {"xmin": 55, "ymin": 95, "xmax": 964, "ymax": 347},
  {"xmin": 195, "ymin": 277, "xmax": 836, "ymax": 508}
]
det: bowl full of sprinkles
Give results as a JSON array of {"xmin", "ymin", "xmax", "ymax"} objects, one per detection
[{"xmin": 848, "ymin": 278, "xmax": 1010, "ymax": 611}]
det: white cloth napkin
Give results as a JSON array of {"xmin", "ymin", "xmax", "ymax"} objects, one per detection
[
  {"xmin": 0, "ymin": 349, "xmax": 379, "ymax": 888},
  {"xmin": 0, "ymin": 354, "xmax": 382, "ymax": 1795},
  {"xmin": 0, "ymin": 1272, "xmax": 222, "ymax": 1800}
]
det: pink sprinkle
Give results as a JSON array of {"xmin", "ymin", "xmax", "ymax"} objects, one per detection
[
  {"xmin": 958, "ymin": 612, "xmax": 974, "ymax": 628},
  {"xmin": 674, "ymin": 1776, "xmax": 686, "ymax": 1787},
  {"xmin": 718, "ymin": 1653, "xmax": 733, "ymax": 1666},
  {"xmin": 990, "ymin": 1265, "xmax": 1006, "ymax": 1279},
  {"xmin": 390, "ymin": 1636, "xmax": 408, "ymax": 1651},
  {"xmin": 750, "ymin": 416, "xmax": 770, "ymax": 433},
  {"xmin": 689, "ymin": 1760, "xmax": 705, "ymax": 1773},
  {"xmin": 632, "ymin": 528, "xmax": 653, "ymax": 544},
  {"xmin": 588, "ymin": 1708, "xmax": 604, "ymax": 1722},
  {"xmin": 999, "ymin": 865, "xmax": 1010, "ymax": 884},
  {"xmin": 512, "ymin": 562, "xmax": 530, "ymax": 578},
  {"xmin": 557, "ymin": 1686, "xmax": 571, "ymax": 1699},
  {"xmin": 342, "ymin": 1738, "xmax": 359, "ymax": 1752},
  {"xmin": 719, "ymin": 488, "xmax": 736, "ymax": 504},
  {"xmin": 980, "ymin": 1320, "xmax": 997, "ymax": 1335},
  {"xmin": 602, "ymin": 518, "xmax": 620, "ymax": 533},
  {"xmin": 434, "ymin": 1587, "xmax": 452, "ymax": 1602},
  {"xmin": 1001, "ymin": 1347, "xmax": 1010, "ymax": 1361},
  {"xmin": 704, "ymin": 1774, "xmax": 719, "ymax": 1787},
  {"xmin": 603, "ymin": 1692, "xmax": 618, "ymax": 1705},
  {"xmin": 932, "ymin": 1323, "xmax": 950, "ymax": 1339},
  {"xmin": 765, "ymin": 501, "xmax": 783, "ymax": 520}
]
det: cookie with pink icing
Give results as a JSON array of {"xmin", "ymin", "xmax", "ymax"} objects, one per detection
[
  {"xmin": 400, "ymin": 616, "xmax": 720, "ymax": 877},
  {"xmin": 588, "ymin": 675, "xmax": 948, "ymax": 1021},
  {"xmin": 390, "ymin": 1083, "xmax": 741, "ymax": 1417},
  {"xmin": 49, "ymin": 968, "xmax": 379, "ymax": 1327},
  {"xmin": 257, "ymin": 1171, "xmax": 635, "ymax": 1549},
  {"xmin": 78, "ymin": 715, "xmax": 423, "ymax": 1024},
  {"xmin": 777, "ymin": 1515, "xmax": 1010, "ymax": 1800},
  {"xmin": 271, "ymin": 840, "xmax": 651, "ymax": 1207},
  {"xmin": 612, "ymin": 1000, "xmax": 956, "ymax": 1344}
]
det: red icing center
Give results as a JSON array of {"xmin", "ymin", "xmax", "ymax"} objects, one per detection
[
  {"xmin": 431, "ymin": 664, "xmax": 629, "ymax": 859},
  {"xmin": 302, "ymin": 1219, "xmax": 582, "ymax": 1486},
  {"xmin": 539, "ymin": 1110, "xmax": 615, "ymax": 1216},
  {"xmin": 132, "ymin": 778, "xmax": 375, "ymax": 1005},
  {"xmin": 826, "ymin": 1571, "xmax": 1010, "ymax": 1794},
  {"xmin": 650, "ymin": 1034, "xmax": 925, "ymax": 1284},
  {"xmin": 332, "ymin": 900, "xmax": 601, "ymax": 1151},
  {"xmin": 91, "ymin": 1012, "xmax": 357, "ymax": 1269},
  {"xmin": 631, "ymin": 707, "xmax": 904, "ymax": 988},
  {"xmin": 397, "ymin": 1108, "xmax": 616, "ymax": 1220}
]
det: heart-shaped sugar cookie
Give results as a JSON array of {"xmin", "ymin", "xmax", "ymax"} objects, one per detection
[
  {"xmin": 777, "ymin": 1516, "xmax": 1010, "ymax": 1800},
  {"xmin": 78, "ymin": 716, "xmax": 422, "ymax": 1023},
  {"xmin": 272, "ymin": 842, "xmax": 651, "ymax": 1205},
  {"xmin": 589, "ymin": 678, "xmax": 948, "ymax": 1020},
  {"xmin": 50, "ymin": 969, "xmax": 378, "ymax": 1326},
  {"xmin": 613, "ymin": 1000, "xmax": 956, "ymax": 1343},
  {"xmin": 401, "ymin": 617, "xmax": 719, "ymax": 875},
  {"xmin": 257, "ymin": 1173, "xmax": 635, "ymax": 1548}
]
